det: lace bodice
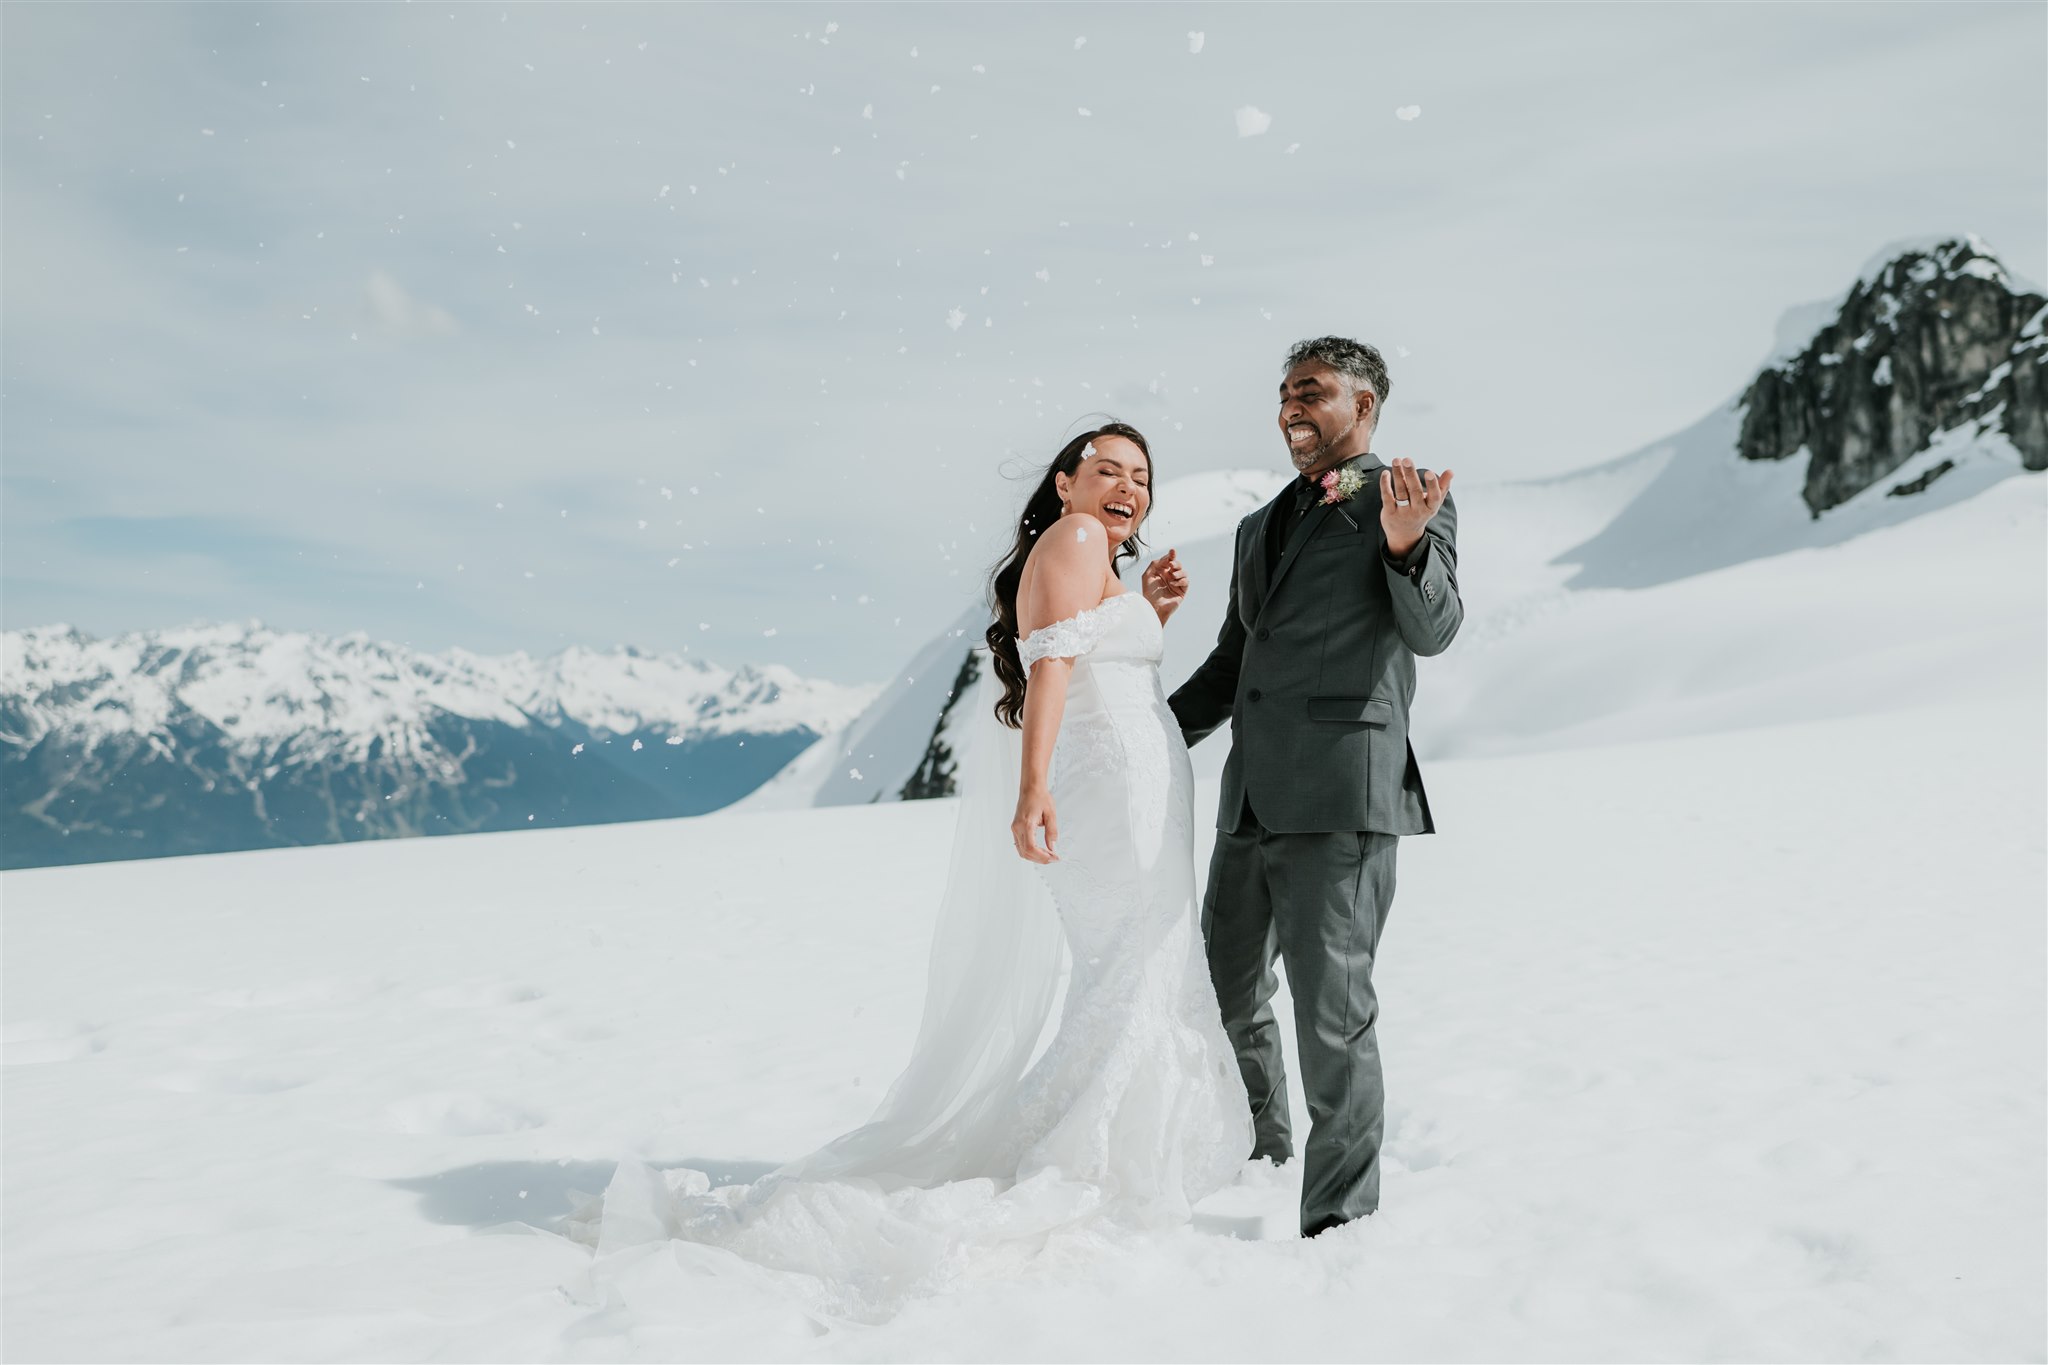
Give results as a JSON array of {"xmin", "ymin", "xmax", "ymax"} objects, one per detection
[{"xmin": 1017, "ymin": 590, "xmax": 1158, "ymax": 669}]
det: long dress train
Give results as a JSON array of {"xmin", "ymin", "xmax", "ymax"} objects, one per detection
[{"xmin": 568, "ymin": 591, "xmax": 1250, "ymax": 1319}]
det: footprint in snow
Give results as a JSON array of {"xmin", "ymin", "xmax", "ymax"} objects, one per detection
[{"xmin": 2, "ymin": 1018, "xmax": 108, "ymax": 1066}]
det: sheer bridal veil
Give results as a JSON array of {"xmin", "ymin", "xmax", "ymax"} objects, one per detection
[{"xmin": 773, "ymin": 646, "xmax": 1066, "ymax": 1188}]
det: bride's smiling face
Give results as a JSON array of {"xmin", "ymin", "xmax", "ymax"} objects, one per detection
[{"xmin": 1054, "ymin": 436, "xmax": 1151, "ymax": 546}]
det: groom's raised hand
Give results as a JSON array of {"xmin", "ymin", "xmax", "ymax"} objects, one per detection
[
  {"xmin": 1141, "ymin": 548, "xmax": 1189, "ymax": 625},
  {"xmin": 1380, "ymin": 457, "xmax": 1454, "ymax": 560}
]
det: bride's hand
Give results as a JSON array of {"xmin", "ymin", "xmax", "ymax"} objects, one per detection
[
  {"xmin": 1141, "ymin": 548, "xmax": 1188, "ymax": 625},
  {"xmin": 1011, "ymin": 788, "xmax": 1059, "ymax": 863}
]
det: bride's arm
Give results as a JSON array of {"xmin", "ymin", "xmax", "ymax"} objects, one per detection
[
  {"xmin": 1013, "ymin": 657, "xmax": 1072, "ymax": 864},
  {"xmin": 1011, "ymin": 515, "xmax": 1109, "ymax": 864}
]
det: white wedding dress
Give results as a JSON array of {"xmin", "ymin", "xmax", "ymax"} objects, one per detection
[{"xmin": 569, "ymin": 591, "xmax": 1251, "ymax": 1320}]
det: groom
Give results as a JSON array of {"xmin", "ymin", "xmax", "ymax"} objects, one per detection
[{"xmin": 1168, "ymin": 336, "xmax": 1461, "ymax": 1237}]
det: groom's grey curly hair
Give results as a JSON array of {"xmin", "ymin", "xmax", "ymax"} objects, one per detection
[{"xmin": 1284, "ymin": 336, "xmax": 1392, "ymax": 429}]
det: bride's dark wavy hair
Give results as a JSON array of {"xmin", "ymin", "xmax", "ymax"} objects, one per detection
[{"xmin": 985, "ymin": 421, "xmax": 1153, "ymax": 728}]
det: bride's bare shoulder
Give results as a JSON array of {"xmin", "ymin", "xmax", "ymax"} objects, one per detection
[
  {"xmin": 1027, "ymin": 512, "xmax": 1111, "ymax": 562},
  {"xmin": 1019, "ymin": 514, "xmax": 1113, "ymax": 636}
]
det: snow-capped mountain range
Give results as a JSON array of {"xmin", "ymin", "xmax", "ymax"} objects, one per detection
[
  {"xmin": 753, "ymin": 234, "xmax": 2045, "ymax": 810},
  {"xmin": 0, "ymin": 623, "xmax": 875, "ymax": 869}
]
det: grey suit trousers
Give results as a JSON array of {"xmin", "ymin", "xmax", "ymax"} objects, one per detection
[{"xmin": 1202, "ymin": 794, "xmax": 1398, "ymax": 1236}]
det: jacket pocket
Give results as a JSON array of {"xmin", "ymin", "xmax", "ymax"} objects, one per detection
[
  {"xmin": 1306, "ymin": 696, "xmax": 1394, "ymax": 726},
  {"xmin": 1305, "ymin": 524, "xmax": 1368, "ymax": 551}
]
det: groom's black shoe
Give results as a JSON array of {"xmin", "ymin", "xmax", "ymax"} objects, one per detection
[{"xmin": 1303, "ymin": 1211, "xmax": 1370, "ymax": 1238}]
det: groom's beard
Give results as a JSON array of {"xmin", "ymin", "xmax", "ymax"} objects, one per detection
[{"xmin": 1287, "ymin": 417, "xmax": 1357, "ymax": 476}]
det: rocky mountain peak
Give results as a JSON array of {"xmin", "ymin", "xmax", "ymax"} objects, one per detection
[{"xmin": 1738, "ymin": 235, "xmax": 2047, "ymax": 515}]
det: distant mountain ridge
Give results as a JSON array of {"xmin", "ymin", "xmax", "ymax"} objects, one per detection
[{"xmin": 0, "ymin": 622, "xmax": 875, "ymax": 869}]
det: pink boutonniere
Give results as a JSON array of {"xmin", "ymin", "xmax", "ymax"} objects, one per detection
[{"xmin": 1318, "ymin": 464, "xmax": 1369, "ymax": 505}]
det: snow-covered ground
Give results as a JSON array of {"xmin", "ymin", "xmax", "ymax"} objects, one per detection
[{"xmin": 5, "ymin": 468, "xmax": 2043, "ymax": 1360}]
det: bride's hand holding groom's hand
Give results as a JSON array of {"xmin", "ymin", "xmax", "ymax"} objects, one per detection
[{"xmin": 1142, "ymin": 548, "xmax": 1188, "ymax": 625}]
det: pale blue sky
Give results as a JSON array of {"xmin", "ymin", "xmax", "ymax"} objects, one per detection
[{"xmin": 4, "ymin": 2, "xmax": 2042, "ymax": 682}]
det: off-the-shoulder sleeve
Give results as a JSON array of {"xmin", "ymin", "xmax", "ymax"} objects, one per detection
[{"xmin": 1018, "ymin": 597, "xmax": 1126, "ymax": 669}]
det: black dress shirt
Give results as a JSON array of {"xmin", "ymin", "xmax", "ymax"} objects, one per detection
[{"xmin": 1264, "ymin": 475, "xmax": 1321, "ymax": 578}]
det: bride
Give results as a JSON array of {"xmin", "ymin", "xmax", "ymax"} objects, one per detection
[{"xmin": 572, "ymin": 423, "xmax": 1252, "ymax": 1317}]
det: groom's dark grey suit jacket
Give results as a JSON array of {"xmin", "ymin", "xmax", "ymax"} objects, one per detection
[{"xmin": 1168, "ymin": 456, "xmax": 1462, "ymax": 836}]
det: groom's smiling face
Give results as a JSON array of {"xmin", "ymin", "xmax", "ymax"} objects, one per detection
[{"xmin": 1279, "ymin": 361, "xmax": 1376, "ymax": 476}]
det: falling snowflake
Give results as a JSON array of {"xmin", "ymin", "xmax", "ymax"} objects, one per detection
[
  {"xmin": 631, "ymin": 739, "xmax": 644, "ymax": 751},
  {"xmin": 1187, "ymin": 31, "xmax": 1205, "ymax": 53},
  {"xmin": 1396, "ymin": 105, "xmax": 1421, "ymax": 121},
  {"xmin": 946, "ymin": 307, "xmax": 967, "ymax": 330},
  {"xmin": 1235, "ymin": 106, "xmax": 1272, "ymax": 138},
  {"xmin": 571, "ymin": 743, "xmax": 585, "ymax": 755}
]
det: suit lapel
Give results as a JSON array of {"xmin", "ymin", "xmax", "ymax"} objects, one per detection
[
  {"xmin": 1245, "ymin": 479, "xmax": 1295, "ymax": 606},
  {"xmin": 1265, "ymin": 499, "xmax": 1334, "ymax": 604}
]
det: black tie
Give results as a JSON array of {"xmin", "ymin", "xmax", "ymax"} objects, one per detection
[{"xmin": 1265, "ymin": 475, "xmax": 1319, "ymax": 577}]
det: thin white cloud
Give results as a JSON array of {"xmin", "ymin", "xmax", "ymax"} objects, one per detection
[{"xmin": 365, "ymin": 270, "xmax": 459, "ymax": 337}]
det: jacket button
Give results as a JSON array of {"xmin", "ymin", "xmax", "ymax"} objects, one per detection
[
  {"xmin": 1255, "ymin": 627, "xmax": 1270, "ymax": 642},
  {"xmin": 1248, "ymin": 689, "xmax": 1263, "ymax": 702}
]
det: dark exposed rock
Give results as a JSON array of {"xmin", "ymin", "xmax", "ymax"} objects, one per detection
[
  {"xmin": 1737, "ymin": 238, "xmax": 2047, "ymax": 516},
  {"xmin": 1886, "ymin": 460, "xmax": 1956, "ymax": 498},
  {"xmin": 898, "ymin": 649, "xmax": 982, "ymax": 801}
]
